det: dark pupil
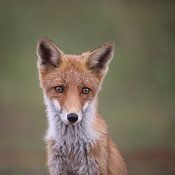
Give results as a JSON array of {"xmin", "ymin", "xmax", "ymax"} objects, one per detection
[
  {"xmin": 83, "ymin": 88, "xmax": 89, "ymax": 94},
  {"xmin": 55, "ymin": 86, "xmax": 64, "ymax": 93}
]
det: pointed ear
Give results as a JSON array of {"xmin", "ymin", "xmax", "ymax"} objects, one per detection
[
  {"xmin": 36, "ymin": 37, "xmax": 63, "ymax": 70},
  {"xmin": 86, "ymin": 42, "xmax": 115, "ymax": 75}
]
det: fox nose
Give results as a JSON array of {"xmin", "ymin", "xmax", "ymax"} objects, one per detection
[{"xmin": 67, "ymin": 113, "xmax": 78, "ymax": 123}]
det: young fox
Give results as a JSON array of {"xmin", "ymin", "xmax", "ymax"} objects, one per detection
[{"xmin": 36, "ymin": 37, "xmax": 128, "ymax": 175}]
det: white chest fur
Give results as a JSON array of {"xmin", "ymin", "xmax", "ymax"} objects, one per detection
[{"xmin": 44, "ymin": 96, "xmax": 100, "ymax": 174}]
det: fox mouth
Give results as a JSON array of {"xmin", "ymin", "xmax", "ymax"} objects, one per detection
[{"xmin": 52, "ymin": 99, "xmax": 92, "ymax": 126}]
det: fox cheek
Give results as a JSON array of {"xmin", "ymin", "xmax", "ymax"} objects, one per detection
[
  {"xmin": 53, "ymin": 99, "xmax": 61, "ymax": 112},
  {"xmin": 83, "ymin": 101, "xmax": 89, "ymax": 112}
]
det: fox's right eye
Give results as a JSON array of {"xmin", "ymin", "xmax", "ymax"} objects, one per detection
[
  {"xmin": 82, "ymin": 87, "xmax": 91, "ymax": 94},
  {"xmin": 54, "ymin": 85, "xmax": 65, "ymax": 93}
]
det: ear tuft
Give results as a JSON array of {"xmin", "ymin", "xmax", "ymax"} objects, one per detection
[
  {"xmin": 86, "ymin": 42, "xmax": 115, "ymax": 74},
  {"xmin": 36, "ymin": 37, "xmax": 63, "ymax": 70}
]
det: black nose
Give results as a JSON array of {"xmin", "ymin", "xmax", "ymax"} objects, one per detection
[{"xmin": 67, "ymin": 113, "xmax": 78, "ymax": 123}]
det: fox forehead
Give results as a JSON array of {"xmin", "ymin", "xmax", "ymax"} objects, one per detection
[
  {"xmin": 40, "ymin": 54, "xmax": 100, "ymax": 90},
  {"xmin": 37, "ymin": 38, "xmax": 115, "ymax": 93}
]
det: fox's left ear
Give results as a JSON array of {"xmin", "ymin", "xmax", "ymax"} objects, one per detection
[
  {"xmin": 86, "ymin": 42, "xmax": 115, "ymax": 76},
  {"xmin": 36, "ymin": 37, "xmax": 63, "ymax": 71}
]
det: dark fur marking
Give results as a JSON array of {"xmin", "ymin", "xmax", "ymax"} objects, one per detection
[
  {"xmin": 89, "ymin": 47, "xmax": 112, "ymax": 73},
  {"xmin": 40, "ymin": 43, "xmax": 52, "ymax": 62},
  {"xmin": 39, "ymin": 42, "xmax": 58, "ymax": 68},
  {"xmin": 97, "ymin": 48, "xmax": 111, "ymax": 69}
]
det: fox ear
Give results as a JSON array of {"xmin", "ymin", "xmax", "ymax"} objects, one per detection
[
  {"xmin": 36, "ymin": 37, "xmax": 63, "ymax": 70},
  {"xmin": 86, "ymin": 42, "xmax": 115, "ymax": 75}
]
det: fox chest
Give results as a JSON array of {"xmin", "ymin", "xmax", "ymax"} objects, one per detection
[{"xmin": 49, "ymin": 139, "xmax": 99, "ymax": 174}]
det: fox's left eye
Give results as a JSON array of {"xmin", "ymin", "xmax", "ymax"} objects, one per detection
[
  {"xmin": 82, "ymin": 87, "xmax": 91, "ymax": 94},
  {"xmin": 55, "ymin": 85, "xmax": 65, "ymax": 93}
]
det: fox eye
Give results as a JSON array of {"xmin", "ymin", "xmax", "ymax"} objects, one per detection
[
  {"xmin": 55, "ymin": 85, "xmax": 65, "ymax": 93},
  {"xmin": 82, "ymin": 87, "xmax": 91, "ymax": 94}
]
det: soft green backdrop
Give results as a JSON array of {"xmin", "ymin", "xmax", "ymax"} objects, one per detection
[{"xmin": 0, "ymin": 1, "xmax": 175, "ymax": 175}]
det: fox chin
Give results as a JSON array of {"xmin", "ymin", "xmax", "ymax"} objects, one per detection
[{"xmin": 36, "ymin": 36, "xmax": 128, "ymax": 175}]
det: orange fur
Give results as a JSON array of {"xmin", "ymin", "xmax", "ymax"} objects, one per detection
[
  {"xmin": 37, "ymin": 37, "xmax": 128, "ymax": 175},
  {"xmin": 91, "ymin": 115, "xmax": 128, "ymax": 174}
]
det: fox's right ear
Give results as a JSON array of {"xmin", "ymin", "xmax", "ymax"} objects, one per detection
[
  {"xmin": 86, "ymin": 42, "xmax": 115, "ymax": 76},
  {"xmin": 36, "ymin": 37, "xmax": 63, "ymax": 70}
]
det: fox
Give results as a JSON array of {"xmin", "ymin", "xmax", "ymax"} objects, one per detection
[{"xmin": 36, "ymin": 37, "xmax": 128, "ymax": 175}]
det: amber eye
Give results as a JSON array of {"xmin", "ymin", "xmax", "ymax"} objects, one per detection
[
  {"xmin": 82, "ymin": 87, "xmax": 91, "ymax": 94},
  {"xmin": 55, "ymin": 85, "xmax": 65, "ymax": 93}
]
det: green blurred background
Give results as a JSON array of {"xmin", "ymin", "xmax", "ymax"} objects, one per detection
[{"xmin": 0, "ymin": 1, "xmax": 175, "ymax": 174}]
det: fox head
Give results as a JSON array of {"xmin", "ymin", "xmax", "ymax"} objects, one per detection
[{"xmin": 37, "ymin": 37, "xmax": 114, "ymax": 126}]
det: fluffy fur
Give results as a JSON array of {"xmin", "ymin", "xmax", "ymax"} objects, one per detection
[{"xmin": 37, "ymin": 37, "xmax": 128, "ymax": 175}]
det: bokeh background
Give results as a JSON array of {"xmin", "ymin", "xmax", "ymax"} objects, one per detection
[{"xmin": 0, "ymin": 1, "xmax": 175, "ymax": 175}]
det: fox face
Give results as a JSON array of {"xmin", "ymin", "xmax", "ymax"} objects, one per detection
[{"xmin": 37, "ymin": 37, "xmax": 114, "ymax": 126}]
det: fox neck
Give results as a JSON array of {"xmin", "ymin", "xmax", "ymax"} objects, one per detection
[{"xmin": 44, "ymin": 95, "xmax": 99, "ymax": 145}]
